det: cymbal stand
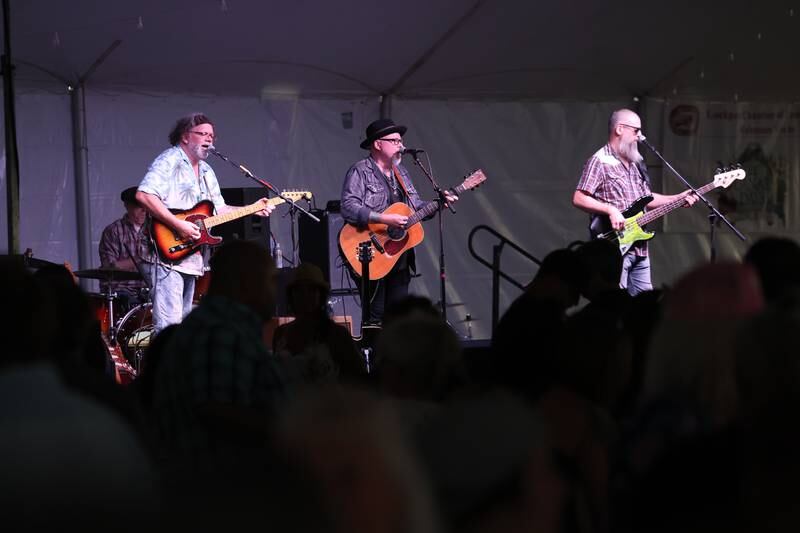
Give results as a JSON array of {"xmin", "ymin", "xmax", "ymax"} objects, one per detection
[{"xmin": 103, "ymin": 289, "xmax": 118, "ymax": 345}]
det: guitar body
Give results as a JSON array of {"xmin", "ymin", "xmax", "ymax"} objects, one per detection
[
  {"xmin": 151, "ymin": 200, "xmax": 220, "ymax": 262},
  {"xmin": 150, "ymin": 191, "xmax": 312, "ymax": 263},
  {"xmin": 591, "ymin": 195, "xmax": 655, "ymax": 255},
  {"xmin": 339, "ymin": 202, "xmax": 425, "ymax": 280},
  {"xmin": 589, "ymin": 168, "xmax": 747, "ymax": 256}
]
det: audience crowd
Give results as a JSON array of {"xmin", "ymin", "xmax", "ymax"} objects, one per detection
[{"xmin": 2, "ymin": 235, "xmax": 800, "ymax": 532}]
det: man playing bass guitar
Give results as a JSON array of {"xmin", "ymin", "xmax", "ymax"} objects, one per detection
[
  {"xmin": 340, "ymin": 119, "xmax": 458, "ymax": 321},
  {"xmin": 572, "ymin": 109, "xmax": 697, "ymax": 295}
]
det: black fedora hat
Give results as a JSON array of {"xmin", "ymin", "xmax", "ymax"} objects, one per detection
[{"xmin": 360, "ymin": 118, "xmax": 407, "ymax": 150}]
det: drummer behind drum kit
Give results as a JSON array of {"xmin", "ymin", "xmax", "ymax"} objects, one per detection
[{"xmin": 74, "ymin": 267, "xmax": 153, "ymax": 382}]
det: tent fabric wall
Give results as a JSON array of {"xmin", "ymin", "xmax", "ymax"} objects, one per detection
[
  {"xmin": 0, "ymin": 90, "xmax": 75, "ymax": 266},
  {"xmin": 0, "ymin": 90, "xmax": 778, "ymax": 339}
]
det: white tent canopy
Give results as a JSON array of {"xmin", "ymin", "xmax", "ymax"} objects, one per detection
[
  {"xmin": 7, "ymin": 0, "xmax": 797, "ymax": 101},
  {"xmin": 1, "ymin": 1, "xmax": 796, "ymax": 339}
]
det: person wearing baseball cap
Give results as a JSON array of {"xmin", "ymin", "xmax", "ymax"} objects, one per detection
[{"xmin": 98, "ymin": 186, "xmax": 149, "ymax": 306}]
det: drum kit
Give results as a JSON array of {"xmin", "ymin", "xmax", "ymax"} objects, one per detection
[{"xmin": 74, "ymin": 267, "xmax": 153, "ymax": 381}]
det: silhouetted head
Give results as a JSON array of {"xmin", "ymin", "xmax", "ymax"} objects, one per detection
[
  {"xmin": 575, "ymin": 239, "xmax": 623, "ymax": 300},
  {"xmin": 0, "ymin": 257, "xmax": 55, "ymax": 365},
  {"xmin": 208, "ymin": 240, "xmax": 276, "ymax": 321},
  {"xmin": 744, "ymin": 237, "xmax": 800, "ymax": 304}
]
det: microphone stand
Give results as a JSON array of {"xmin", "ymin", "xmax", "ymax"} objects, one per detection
[
  {"xmin": 639, "ymin": 138, "xmax": 745, "ymax": 262},
  {"xmin": 210, "ymin": 148, "xmax": 320, "ymax": 223},
  {"xmin": 407, "ymin": 151, "xmax": 454, "ymax": 322}
]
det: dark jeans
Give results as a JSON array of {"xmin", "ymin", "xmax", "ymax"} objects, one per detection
[{"xmin": 351, "ymin": 265, "xmax": 411, "ymax": 323}]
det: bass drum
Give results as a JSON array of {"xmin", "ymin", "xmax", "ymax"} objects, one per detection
[
  {"xmin": 115, "ymin": 302, "xmax": 153, "ymax": 373},
  {"xmin": 87, "ymin": 292, "xmax": 113, "ymax": 337}
]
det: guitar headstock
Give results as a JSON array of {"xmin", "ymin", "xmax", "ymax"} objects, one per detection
[
  {"xmin": 460, "ymin": 169, "xmax": 487, "ymax": 191},
  {"xmin": 281, "ymin": 190, "xmax": 313, "ymax": 202},
  {"xmin": 357, "ymin": 241, "xmax": 373, "ymax": 264},
  {"xmin": 713, "ymin": 164, "xmax": 746, "ymax": 189}
]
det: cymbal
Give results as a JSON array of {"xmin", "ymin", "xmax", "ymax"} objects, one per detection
[
  {"xmin": 436, "ymin": 301, "xmax": 465, "ymax": 308},
  {"xmin": 6, "ymin": 254, "xmax": 59, "ymax": 269},
  {"xmin": 73, "ymin": 267, "xmax": 142, "ymax": 281}
]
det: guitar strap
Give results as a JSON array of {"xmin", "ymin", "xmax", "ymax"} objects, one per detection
[
  {"xmin": 635, "ymin": 161, "xmax": 651, "ymax": 187},
  {"xmin": 392, "ymin": 164, "xmax": 412, "ymax": 199}
]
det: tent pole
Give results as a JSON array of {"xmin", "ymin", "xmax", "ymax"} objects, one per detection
[
  {"xmin": 70, "ymin": 84, "xmax": 93, "ymax": 281},
  {"xmin": 2, "ymin": 0, "xmax": 21, "ymax": 254},
  {"xmin": 69, "ymin": 40, "xmax": 122, "ymax": 283}
]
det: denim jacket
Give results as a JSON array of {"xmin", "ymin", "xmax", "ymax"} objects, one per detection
[{"xmin": 340, "ymin": 157, "xmax": 427, "ymax": 228}]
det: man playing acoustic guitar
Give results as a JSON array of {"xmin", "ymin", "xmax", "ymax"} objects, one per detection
[
  {"xmin": 572, "ymin": 109, "xmax": 697, "ymax": 295},
  {"xmin": 341, "ymin": 119, "xmax": 458, "ymax": 321},
  {"xmin": 136, "ymin": 113, "xmax": 274, "ymax": 332}
]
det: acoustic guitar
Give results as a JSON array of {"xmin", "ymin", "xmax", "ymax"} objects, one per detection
[
  {"xmin": 590, "ymin": 167, "xmax": 746, "ymax": 255},
  {"xmin": 339, "ymin": 170, "xmax": 486, "ymax": 280},
  {"xmin": 151, "ymin": 190, "xmax": 311, "ymax": 262}
]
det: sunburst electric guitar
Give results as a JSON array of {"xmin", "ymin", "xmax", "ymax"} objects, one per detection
[
  {"xmin": 339, "ymin": 170, "xmax": 487, "ymax": 280},
  {"xmin": 591, "ymin": 167, "xmax": 746, "ymax": 254},
  {"xmin": 151, "ymin": 190, "xmax": 312, "ymax": 262}
]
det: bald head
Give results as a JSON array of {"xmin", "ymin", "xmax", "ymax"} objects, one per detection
[
  {"xmin": 608, "ymin": 108, "xmax": 643, "ymax": 164},
  {"xmin": 609, "ymin": 109, "xmax": 641, "ymax": 137}
]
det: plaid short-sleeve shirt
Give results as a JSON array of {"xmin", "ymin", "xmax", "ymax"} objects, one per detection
[{"xmin": 576, "ymin": 144, "xmax": 651, "ymax": 256}]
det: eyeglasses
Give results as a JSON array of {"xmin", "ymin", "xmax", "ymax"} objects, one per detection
[
  {"xmin": 189, "ymin": 130, "xmax": 216, "ymax": 141},
  {"xmin": 378, "ymin": 137, "xmax": 403, "ymax": 145},
  {"xmin": 620, "ymin": 124, "xmax": 641, "ymax": 134}
]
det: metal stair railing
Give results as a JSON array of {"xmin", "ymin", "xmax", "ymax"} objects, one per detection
[{"xmin": 467, "ymin": 224, "xmax": 542, "ymax": 334}]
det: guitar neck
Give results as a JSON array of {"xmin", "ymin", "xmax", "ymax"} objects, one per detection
[
  {"xmin": 406, "ymin": 183, "xmax": 468, "ymax": 227},
  {"xmin": 203, "ymin": 197, "xmax": 283, "ymax": 229},
  {"xmin": 638, "ymin": 181, "xmax": 717, "ymax": 226}
]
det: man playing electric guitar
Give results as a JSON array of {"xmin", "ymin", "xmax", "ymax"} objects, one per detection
[
  {"xmin": 136, "ymin": 113, "xmax": 275, "ymax": 332},
  {"xmin": 340, "ymin": 118, "xmax": 458, "ymax": 321},
  {"xmin": 572, "ymin": 109, "xmax": 697, "ymax": 295}
]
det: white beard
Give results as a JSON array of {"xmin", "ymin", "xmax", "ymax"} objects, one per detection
[
  {"xmin": 192, "ymin": 144, "xmax": 210, "ymax": 161},
  {"xmin": 619, "ymin": 139, "xmax": 643, "ymax": 164}
]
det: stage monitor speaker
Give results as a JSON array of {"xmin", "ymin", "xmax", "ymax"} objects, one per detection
[
  {"xmin": 217, "ymin": 187, "xmax": 270, "ymax": 249},
  {"xmin": 299, "ymin": 208, "xmax": 339, "ymax": 285},
  {"xmin": 298, "ymin": 208, "xmax": 361, "ymax": 336}
]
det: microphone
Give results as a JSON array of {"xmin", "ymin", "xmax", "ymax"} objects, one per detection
[
  {"xmin": 207, "ymin": 144, "xmax": 229, "ymax": 161},
  {"xmin": 401, "ymin": 148, "xmax": 425, "ymax": 155},
  {"xmin": 636, "ymin": 132, "xmax": 656, "ymax": 150}
]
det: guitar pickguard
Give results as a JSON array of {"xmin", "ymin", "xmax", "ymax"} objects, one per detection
[
  {"xmin": 613, "ymin": 211, "xmax": 655, "ymax": 255},
  {"xmin": 382, "ymin": 233, "xmax": 410, "ymax": 256}
]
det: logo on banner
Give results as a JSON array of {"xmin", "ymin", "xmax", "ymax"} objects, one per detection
[
  {"xmin": 669, "ymin": 105, "xmax": 700, "ymax": 136},
  {"xmin": 721, "ymin": 143, "xmax": 787, "ymax": 227}
]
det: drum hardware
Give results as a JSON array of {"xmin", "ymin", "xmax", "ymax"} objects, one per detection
[
  {"xmin": 73, "ymin": 267, "xmax": 144, "ymax": 282},
  {"xmin": 115, "ymin": 302, "xmax": 153, "ymax": 375},
  {"xmin": 104, "ymin": 289, "xmax": 120, "ymax": 343},
  {"xmin": 75, "ymin": 267, "xmax": 145, "ymax": 346}
]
